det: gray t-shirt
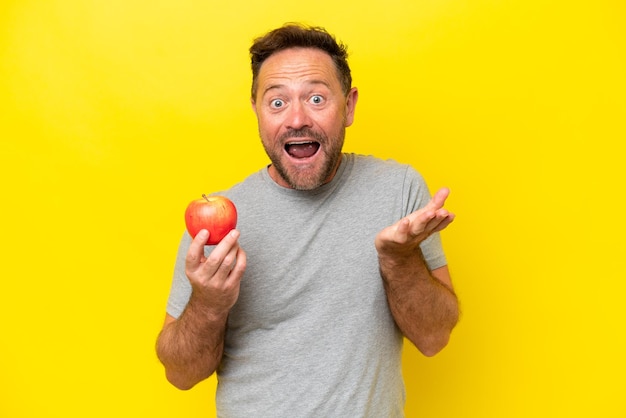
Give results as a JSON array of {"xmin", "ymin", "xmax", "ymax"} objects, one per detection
[{"xmin": 166, "ymin": 153, "xmax": 447, "ymax": 417}]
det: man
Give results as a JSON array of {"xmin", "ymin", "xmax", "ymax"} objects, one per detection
[{"xmin": 157, "ymin": 23, "xmax": 459, "ymax": 417}]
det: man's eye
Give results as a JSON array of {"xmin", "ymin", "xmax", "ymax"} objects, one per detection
[
  {"xmin": 310, "ymin": 95, "xmax": 323, "ymax": 104},
  {"xmin": 271, "ymin": 99, "xmax": 284, "ymax": 108}
]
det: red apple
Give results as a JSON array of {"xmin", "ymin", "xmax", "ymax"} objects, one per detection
[{"xmin": 184, "ymin": 194, "xmax": 237, "ymax": 245}]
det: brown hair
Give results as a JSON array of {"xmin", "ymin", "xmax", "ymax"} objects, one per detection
[{"xmin": 249, "ymin": 23, "xmax": 352, "ymax": 98}]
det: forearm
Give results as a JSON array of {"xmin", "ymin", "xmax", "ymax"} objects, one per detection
[
  {"xmin": 156, "ymin": 296, "xmax": 228, "ymax": 390},
  {"xmin": 379, "ymin": 250, "xmax": 459, "ymax": 356}
]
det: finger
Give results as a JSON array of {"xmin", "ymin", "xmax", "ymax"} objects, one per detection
[
  {"xmin": 392, "ymin": 218, "xmax": 412, "ymax": 243},
  {"xmin": 233, "ymin": 247, "xmax": 247, "ymax": 276},
  {"xmin": 215, "ymin": 244, "xmax": 240, "ymax": 277},
  {"xmin": 201, "ymin": 230, "xmax": 241, "ymax": 274},
  {"xmin": 405, "ymin": 188, "xmax": 449, "ymax": 226},
  {"xmin": 224, "ymin": 247, "xmax": 247, "ymax": 287},
  {"xmin": 408, "ymin": 208, "xmax": 437, "ymax": 234},
  {"xmin": 423, "ymin": 212, "xmax": 455, "ymax": 236},
  {"xmin": 212, "ymin": 229, "xmax": 241, "ymax": 259},
  {"xmin": 407, "ymin": 208, "xmax": 451, "ymax": 236},
  {"xmin": 185, "ymin": 229, "xmax": 210, "ymax": 269},
  {"xmin": 425, "ymin": 187, "xmax": 450, "ymax": 212}
]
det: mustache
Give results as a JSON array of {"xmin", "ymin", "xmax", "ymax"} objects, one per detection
[{"xmin": 279, "ymin": 128, "xmax": 326, "ymax": 143}]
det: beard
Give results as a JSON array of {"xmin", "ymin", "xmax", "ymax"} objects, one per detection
[{"xmin": 261, "ymin": 126, "xmax": 345, "ymax": 191}]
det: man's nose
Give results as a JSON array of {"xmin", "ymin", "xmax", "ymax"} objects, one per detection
[{"xmin": 285, "ymin": 101, "xmax": 312, "ymax": 130}]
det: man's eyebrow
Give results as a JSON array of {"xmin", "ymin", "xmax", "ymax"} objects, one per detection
[{"xmin": 262, "ymin": 84, "xmax": 284, "ymax": 96}]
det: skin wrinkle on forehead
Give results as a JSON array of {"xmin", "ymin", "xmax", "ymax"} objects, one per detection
[{"xmin": 256, "ymin": 49, "xmax": 342, "ymax": 101}]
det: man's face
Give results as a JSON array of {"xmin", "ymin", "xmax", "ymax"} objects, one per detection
[{"xmin": 251, "ymin": 47, "xmax": 358, "ymax": 190}]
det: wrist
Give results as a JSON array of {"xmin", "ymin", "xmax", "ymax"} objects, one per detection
[
  {"xmin": 378, "ymin": 244, "xmax": 426, "ymax": 268},
  {"xmin": 378, "ymin": 247, "xmax": 433, "ymax": 284},
  {"xmin": 187, "ymin": 293, "xmax": 230, "ymax": 323}
]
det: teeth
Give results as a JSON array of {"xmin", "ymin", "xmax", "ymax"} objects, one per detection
[{"xmin": 285, "ymin": 141, "xmax": 313, "ymax": 151}]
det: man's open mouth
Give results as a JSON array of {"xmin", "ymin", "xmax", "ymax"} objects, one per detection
[{"xmin": 285, "ymin": 141, "xmax": 321, "ymax": 159}]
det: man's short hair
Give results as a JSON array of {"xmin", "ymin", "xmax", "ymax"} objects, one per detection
[{"xmin": 249, "ymin": 23, "xmax": 352, "ymax": 98}]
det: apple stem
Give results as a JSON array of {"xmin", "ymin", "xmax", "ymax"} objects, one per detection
[{"xmin": 202, "ymin": 194, "xmax": 210, "ymax": 202}]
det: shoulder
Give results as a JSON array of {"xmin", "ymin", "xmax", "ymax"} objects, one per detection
[
  {"xmin": 346, "ymin": 153, "xmax": 431, "ymax": 211},
  {"xmin": 216, "ymin": 168, "xmax": 289, "ymax": 215},
  {"xmin": 347, "ymin": 153, "xmax": 424, "ymax": 184},
  {"xmin": 217, "ymin": 169, "xmax": 267, "ymax": 199}
]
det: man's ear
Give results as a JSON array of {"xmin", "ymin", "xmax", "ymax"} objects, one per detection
[
  {"xmin": 345, "ymin": 87, "xmax": 359, "ymax": 127},
  {"xmin": 250, "ymin": 97, "xmax": 257, "ymax": 115}
]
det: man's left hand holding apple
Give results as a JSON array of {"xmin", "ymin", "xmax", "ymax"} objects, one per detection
[{"xmin": 156, "ymin": 229, "xmax": 247, "ymax": 390}]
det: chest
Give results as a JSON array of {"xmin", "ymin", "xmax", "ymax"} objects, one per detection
[{"xmin": 228, "ymin": 192, "xmax": 397, "ymax": 332}]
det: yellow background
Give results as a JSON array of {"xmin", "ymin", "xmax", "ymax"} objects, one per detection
[{"xmin": 1, "ymin": 0, "xmax": 624, "ymax": 417}]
